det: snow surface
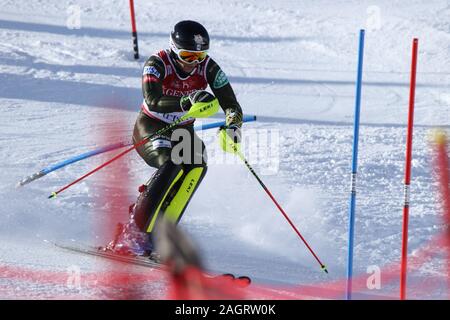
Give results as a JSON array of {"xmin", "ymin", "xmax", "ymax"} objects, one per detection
[{"xmin": 1, "ymin": 0, "xmax": 449, "ymax": 299}]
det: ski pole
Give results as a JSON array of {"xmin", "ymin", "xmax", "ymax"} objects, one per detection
[
  {"xmin": 238, "ymin": 151, "xmax": 327, "ymax": 273},
  {"xmin": 48, "ymin": 99, "xmax": 220, "ymax": 199},
  {"xmin": 17, "ymin": 115, "xmax": 257, "ymax": 187},
  {"xmin": 219, "ymin": 129, "xmax": 328, "ymax": 273}
]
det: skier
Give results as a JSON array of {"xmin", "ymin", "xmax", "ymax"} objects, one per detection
[{"xmin": 106, "ymin": 20, "xmax": 243, "ymax": 257}]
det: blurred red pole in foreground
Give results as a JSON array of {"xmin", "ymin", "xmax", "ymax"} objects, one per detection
[
  {"xmin": 95, "ymin": 102, "xmax": 137, "ymax": 299},
  {"xmin": 154, "ymin": 219, "xmax": 247, "ymax": 300},
  {"xmin": 433, "ymin": 130, "xmax": 450, "ymax": 294},
  {"xmin": 168, "ymin": 267, "xmax": 247, "ymax": 300}
]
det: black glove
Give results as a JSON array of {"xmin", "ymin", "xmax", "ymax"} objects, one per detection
[{"xmin": 180, "ymin": 90, "xmax": 215, "ymax": 112}]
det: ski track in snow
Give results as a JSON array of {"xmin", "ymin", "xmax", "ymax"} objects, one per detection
[{"xmin": 0, "ymin": 0, "xmax": 449, "ymax": 299}]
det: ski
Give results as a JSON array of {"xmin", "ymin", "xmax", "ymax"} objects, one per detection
[
  {"xmin": 53, "ymin": 242, "xmax": 164, "ymax": 269},
  {"xmin": 53, "ymin": 242, "xmax": 251, "ymax": 286}
]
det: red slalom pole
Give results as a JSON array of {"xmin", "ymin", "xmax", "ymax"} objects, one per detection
[
  {"xmin": 400, "ymin": 38, "xmax": 418, "ymax": 300},
  {"xmin": 129, "ymin": 0, "xmax": 139, "ymax": 59},
  {"xmin": 433, "ymin": 131, "xmax": 450, "ymax": 292}
]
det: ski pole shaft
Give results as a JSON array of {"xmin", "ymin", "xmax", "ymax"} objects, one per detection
[
  {"xmin": 236, "ymin": 151, "xmax": 328, "ymax": 273},
  {"xmin": 48, "ymin": 117, "xmax": 184, "ymax": 199}
]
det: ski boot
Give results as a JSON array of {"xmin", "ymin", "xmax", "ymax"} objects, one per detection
[{"xmin": 103, "ymin": 203, "xmax": 155, "ymax": 257}]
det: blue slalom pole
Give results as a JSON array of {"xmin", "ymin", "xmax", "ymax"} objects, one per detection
[
  {"xmin": 346, "ymin": 29, "xmax": 365, "ymax": 300},
  {"xmin": 17, "ymin": 115, "xmax": 257, "ymax": 187}
]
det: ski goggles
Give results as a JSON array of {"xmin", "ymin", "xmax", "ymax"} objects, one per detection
[
  {"xmin": 171, "ymin": 46, "xmax": 208, "ymax": 64},
  {"xmin": 177, "ymin": 50, "xmax": 208, "ymax": 64}
]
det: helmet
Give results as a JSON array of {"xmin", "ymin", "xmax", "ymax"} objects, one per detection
[{"xmin": 170, "ymin": 20, "xmax": 210, "ymax": 52}]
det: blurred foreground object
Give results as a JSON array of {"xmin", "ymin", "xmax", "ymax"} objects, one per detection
[{"xmin": 154, "ymin": 219, "xmax": 250, "ymax": 300}]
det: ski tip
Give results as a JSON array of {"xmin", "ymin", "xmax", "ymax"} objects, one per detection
[
  {"xmin": 321, "ymin": 265, "xmax": 329, "ymax": 274},
  {"xmin": 236, "ymin": 276, "xmax": 252, "ymax": 287},
  {"xmin": 216, "ymin": 274, "xmax": 251, "ymax": 287},
  {"xmin": 220, "ymin": 273, "xmax": 235, "ymax": 280},
  {"xmin": 48, "ymin": 192, "xmax": 57, "ymax": 199}
]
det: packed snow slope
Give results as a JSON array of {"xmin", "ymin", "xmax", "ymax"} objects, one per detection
[{"xmin": 1, "ymin": 0, "xmax": 449, "ymax": 299}]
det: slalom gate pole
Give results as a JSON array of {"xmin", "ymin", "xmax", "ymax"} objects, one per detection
[
  {"xmin": 129, "ymin": 0, "xmax": 139, "ymax": 59},
  {"xmin": 48, "ymin": 133, "xmax": 151, "ymax": 198},
  {"xmin": 234, "ymin": 149, "xmax": 328, "ymax": 273},
  {"xmin": 17, "ymin": 115, "xmax": 256, "ymax": 187},
  {"xmin": 48, "ymin": 99, "xmax": 220, "ymax": 198},
  {"xmin": 346, "ymin": 29, "xmax": 365, "ymax": 300},
  {"xmin": 433, "ymin": 130, "xmax": 450, "ymax": 292},
  {"xmin": 17, "ymin": 141, "xmax": 128, "ymax": 188},
  {"xmin": 400, "ymin": 38, "xmax": 418, "ymax": 300}
]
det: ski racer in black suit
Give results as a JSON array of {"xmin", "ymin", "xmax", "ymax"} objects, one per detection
[{"xmin": 107, "ymin": 20, "xmax": 243, "ymax": 257}]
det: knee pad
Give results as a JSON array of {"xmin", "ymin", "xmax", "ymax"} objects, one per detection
[{"xmin": 137, "ymin": 135, "xmax": 172, "ymax": 168}]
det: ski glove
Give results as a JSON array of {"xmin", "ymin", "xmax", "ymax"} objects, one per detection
[
  {"xmin": 180, "ymin": 90, "xmax": 215, "ymax": 112},
  {"xmin": 218, "ymin": 109, "xmax": 243, "ymax": 154},
  {"xmin": 224, "ymin": 108, "xmax": 242, "ymax": 144},
  {"xmin": 225, "ymin": 108, "xmax": 243, "ymax": 128}
]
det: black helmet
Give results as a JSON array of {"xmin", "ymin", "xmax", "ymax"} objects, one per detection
[{"xmin": 170, "ymin": 20, "xmax": 210, "ymax": 52}]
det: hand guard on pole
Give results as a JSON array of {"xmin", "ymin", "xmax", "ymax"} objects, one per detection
[{"xmin": 180, "ymin": 90, "xmax": 215, "ymax": 112}]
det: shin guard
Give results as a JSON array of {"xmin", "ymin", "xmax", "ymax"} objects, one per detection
[
  {"xmin": 164, "ymin": 166, "xmax": 207, "ymax": 224},
  {"xmin": 134, "ymin": 161, "xmax": 184, "ymax": 233}
]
